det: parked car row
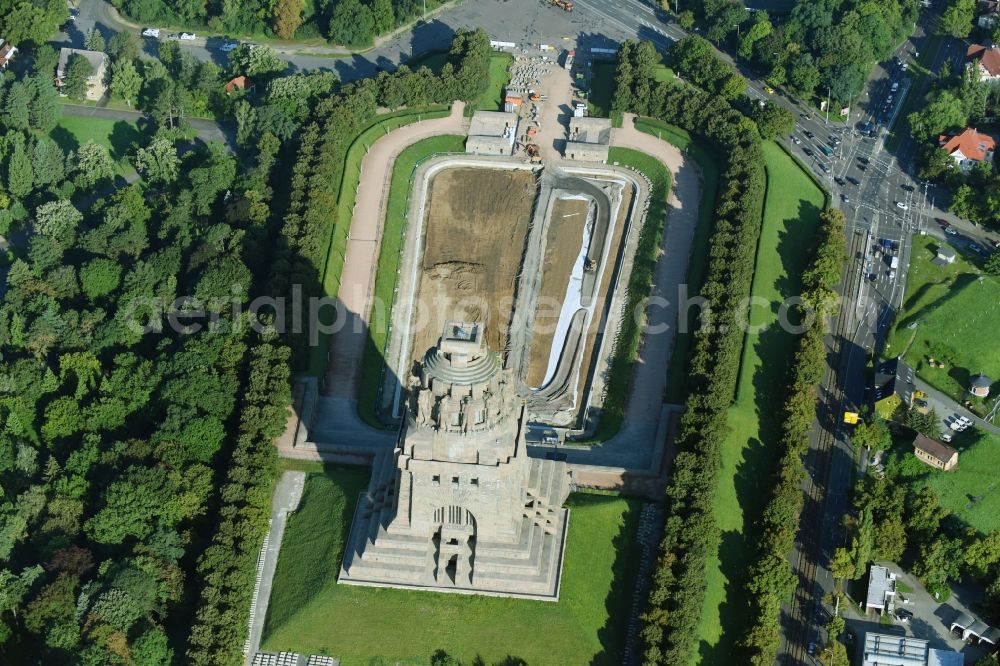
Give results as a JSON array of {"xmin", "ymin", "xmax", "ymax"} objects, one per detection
[{"xmin": 143, "ymin": 28, "xmax": 239, "ymax": 48}]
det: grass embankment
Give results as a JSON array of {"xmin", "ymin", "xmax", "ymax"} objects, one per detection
[
  {"xmin": 588, "ymin": 147, "xmax": 671, "ymax": 441},
  {"xmin": 632, "ymin": 118, "xmax": 721, "ymax": 404},
  {"xmin": 261, "ymin": 469, "xmax": 642, "ymax": 665},
  {"xmin": 470, "ymin": 53, "xmax": 513, "ymax": 113},
  {"xmin": 885, "ymin": 235, "xmax": 1000, "ymax": 406},
  {"xmin": 355, "ymin": 134, "xmax": 467, "ymax": 424},
  {"xmin": 306, "ymin": 105, "xmax": 450, "ymax": 377},
  {"xmin": 694, "ymin": 141, "xmax": 825, "ymax": 662},
  {"xmin": 49, "ymin": 115, "xmax": 141, "ymax": 177}
]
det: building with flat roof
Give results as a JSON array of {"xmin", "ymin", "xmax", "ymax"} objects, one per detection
[
  {"xmin": 564, "ymin": 116, "xmax": 612, "ymax": 162},
  {"xmin": 466, "ymin": 110, "xmax": 519, "ymax": 156},
  {"xmin": 866, "ymin": 564, "xmax": 897, "ymax": 613},
  {"xmin": 862, "ymin": 633, "xmax": 928, "ymax": 666}
]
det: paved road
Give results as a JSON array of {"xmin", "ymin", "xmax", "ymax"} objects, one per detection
[{"xmin": 61, "ymin": 102, "xmax": 235, "ymax": 147}]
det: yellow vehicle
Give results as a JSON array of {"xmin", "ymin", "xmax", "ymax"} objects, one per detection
[{"xmin": 764, "ymin": 86, "xmax": 775, "ymax": 94}]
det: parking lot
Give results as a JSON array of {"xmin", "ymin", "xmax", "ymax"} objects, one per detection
[{"xmin": 845, "ymin": 570, "xmax": 993, "ymax": 664}]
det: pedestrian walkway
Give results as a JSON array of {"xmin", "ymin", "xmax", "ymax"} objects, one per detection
[{"xmin": 243, "ymin": 471, "xmax": 306, "ymax": 664}]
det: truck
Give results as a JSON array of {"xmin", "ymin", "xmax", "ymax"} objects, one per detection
[
  {"xmin": 564, "ymin": 49, "xmax": 575, "ymax": 71},
  {"xmin": 819, "ymin": 144, "xmax": 834, "ymax": 156},
  {"xmin": 889, "ymin": 256, "xmax": 899, "ymax": 269}
]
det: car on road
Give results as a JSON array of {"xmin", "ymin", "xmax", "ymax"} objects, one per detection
[
  {"xmin": 935, "ymin": 218, "xmax": 950, "ymax": 227},
  {"xmin": 764, "ymin": 85, "xmax": 775, "ymax": 93},
  {"xmin": 819, "ymin": 144, "xmax": 834, "ymax": 156},
  {"xmin": 792, "ymin": 136, "xmax": 801, "ymax": 145},
  {"xmin": 896, "ymin": 609, "xmax": 913, "ymax": 622},
  {"xmin": 219, "ymin": 40, "xmax": 239, "ymax": 52},
  {"xmin": 896, "ymin": 201, "xmax": 908, "ymax": 210},
  {"xmin": 942, "ymin": 431, "xmax": 953, "ymax": 442},
  {"xmin": 970, "ymin": 243, "xmax": 987, "ymax": 255},
  {"xmin": 142, "ymin": 27, "xmax": 160, "ymax": 37},
  {"xmin": 847, "ymin": 176, "xmax": 861, "ymax": 185},
  {"xmin": 888, "ymin": 269, "xmax": 896, "ymax": 280},
  {"xmin": 807, "ymin": 642, "xmax": 817, "ymax": 656},
  {"xmin": 891, "ymin": 81, "xmax": 899, "ymax": 92},
  {"xmin": 803, "ymin": 148, "xmax": 814, "ymax": 157},
  {"xmin": 835, "ymin": 176, "xmax": 846, "ymax": 185},
  {"xmin": 842, "ymin": 193, "xmax": 850, "ymax": 203},
  {"xmin": 180, "ymin": 32, "xmax": 197, "ymax": 40},
  {"xmin": 804, "ymin": 130, "xmax": 814, "ymax": 139},
  {"xmin": 945, "ymin": 226, "xmax": 957, "ymax": 235},
  {"xmin": 821, "ymin": 164, "xmax": 831, "ymax": 173},
  {"xmin": 858, "ymin": 156, "xmax": 869, "ymax": 164}
]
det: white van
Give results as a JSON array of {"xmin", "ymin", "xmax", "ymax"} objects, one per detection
[
  {"xmin": 142, "ymin": 27, "xmax": 160, "ymax": 38},
  {"xmin": 890, "ymin": 256, "xmax": 899, "ymax": 269}
]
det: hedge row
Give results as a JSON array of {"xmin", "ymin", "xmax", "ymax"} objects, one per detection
[
  {"xmin": 611, "ymin": 41, "xmax": 768, "ymax": 666},
  {"xmin": 185, "ymin": 339, "xmax": 293, "ymax": 665},
  {"xmin": 738, "ymin": 208, "xmax": 847, "ymax": 665}
]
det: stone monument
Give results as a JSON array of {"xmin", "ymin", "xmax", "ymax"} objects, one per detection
[{"xmin": 339, "ymin": 322, "xmax": 572, "ymax": 599}]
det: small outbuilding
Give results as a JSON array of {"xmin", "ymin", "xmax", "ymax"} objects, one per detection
[
  {"xmin": 934, "ymin": 246, "xmax": 956, "ymax": 265},
  {"xmin": 0, "ymin": 40, "xmax": 17, "ymax": 70},
  {"xmin": 912, "ymin": 433, "xmax": 959, "ymax": 471},
  {"xmin": 466, "ymin": 110, "xmax": 519, "ymax": 156},
  {"xmin": 970, "ymin": 374, "xmax": 992, "ymax": 398},
  {"xmin": 225, "ymin": 75, "xmax": 255, "ymax": 94},
  {"xmin": 564, "ymin": 116, "xmax": 612, "ymax": 162}
]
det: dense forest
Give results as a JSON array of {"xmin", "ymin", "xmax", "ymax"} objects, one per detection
[
  {"xmin": 675, "ymin": 0, "xmax": 919, "ymax": 104},
  {"xmin": 0, "ymin": 23, "xmax": 492, "ymax": 665},
  {"xmin": 112, "ymin": 0, "xmax": 446, "ymax": 47}
]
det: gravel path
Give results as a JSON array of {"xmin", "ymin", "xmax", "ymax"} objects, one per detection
[{"xmin": 323, "ymin": 102, "xmax": 467, "ymax": 399}]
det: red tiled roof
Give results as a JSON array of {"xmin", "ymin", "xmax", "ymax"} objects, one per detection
[
  {"xmin": 225, "ymin": 75, "xmax": 253, "ymax": 92},
  {"xmin": 968, "ymin": 43, "xmax": 1000, "ymax": 76},
  {"xmin": 939, "ymin": 128, "xmax": 997, "ymax": 162}
]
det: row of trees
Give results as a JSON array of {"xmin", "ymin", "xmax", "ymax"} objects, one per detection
[
  {"xmin": 113, "ymin": 0, "xmax": 441, "ymax": 48},
  {"xmin": 675, "ymin": 0, "xmax": 918, "ymax": 104},
  {"xmin": 271, "ymin": 27, "xmax": 492, "ymax": 368},
  {"xmin": 738, "ymin": 208, "xmax": 848, "ymax": 665},
  {"xmin": 608, "ymin": 40, "xmax": 770, "ymax": 666}
]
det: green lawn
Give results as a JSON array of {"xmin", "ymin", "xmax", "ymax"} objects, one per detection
[
  {"xmin": 307, "ymin": 106, "xmax": 450, "ymax": 378},
  {"xmin": 884, "ymin": 235, "xmax": 1000, "ymax": 408},
  {"xmin": 588, "ymin": 60, "xmax": 617, "ymax": 119},
  {"xmin": 652, "ymin": 64, "xmax": 675, "ymax": 83},
  {"xmin": 262, "ymin": 470, "xmax": 642, "ymax": 665},
  {"xmin": 890, "ymin": 429, "xmax": 1000, "ymax": 534},
  {"xmin": 469, "ymin": 53, "xmax": 513, "ymax": 114},
  {"xmin": 694, "ymin": 141, "xmax": 825, "ymax": 663},
  {"xmin": 355, "ymin": 134, "xmax": 467, "ymax": 425},
  {"xmin": 48, "ymin": 115, "xmax": 140, "ymax": 176},
  {"xmin": 632, "ymin": 118, "xmax": 721, "ymax": 403}
]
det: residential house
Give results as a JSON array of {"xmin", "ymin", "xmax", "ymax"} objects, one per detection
[
  {"xmin": 912, "ymin": 433, "xmax": 959, "ymax": 471},
  {"xmin": 0, "ymin": 40, "xmax": 17, "ymax": 70},
  {"xmin": 56, "ymin": 48, "xmax": 107, "ymax": 101},
  {"xmin": 938, "ymin": 128, "xmax": 996, "ymax": 172},
  {"xmin": 865, "ymin": 564, "xmax": 897, "ymax": 614},
  {"xmin": 970, "ymin": 374, "xmax": 992, "ymax": 398},
  {"xmin": 872, "ymin": 357, "xmax": 916, "ymax": 419},
  {"xmin": 224, "ymin": 75, "xmax": 254, "ymax": 94},
  {"xmin": 967, "ymin": 43, "xmax": 1000, "ymax": 82}
]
